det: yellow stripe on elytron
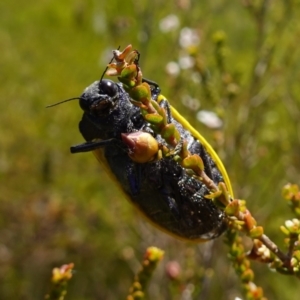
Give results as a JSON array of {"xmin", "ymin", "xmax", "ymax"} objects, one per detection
[{"xmin": 157, "ymin": 94, "xmax": 234, "ymax": 198}]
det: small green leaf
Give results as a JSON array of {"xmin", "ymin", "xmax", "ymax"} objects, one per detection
[
  {"xmin": 225, "ymin": 200, "xmax": 240, "ymax": 216},
  {"xmin": 129, "ymin": 83, "xmax": 151, "ymax": 104},
  {"xmin": 144, "ymin": 113, "xmax": 163, "ymax": 125},
  {"xmin": 249, "ymin": 226, "xmax": 264, "ymax": 239},
  {"xmin": 181, "ymin": 154, "xmax": 204, "ymax": 174}
]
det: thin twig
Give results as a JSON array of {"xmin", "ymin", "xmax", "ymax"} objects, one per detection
[{"xmin": 258, "ymin": 234, "xmax": 289, "ymax": 265}]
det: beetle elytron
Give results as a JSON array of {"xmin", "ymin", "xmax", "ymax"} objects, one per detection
[{"xmin": 70, "ymin": 45, "xmax": 233, "ymax": 242}]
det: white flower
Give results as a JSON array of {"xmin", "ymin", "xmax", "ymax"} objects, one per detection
[
  {"xmin": 197, "ymin": 110, "xmax": 223, "ymax": 129},
  {"xmin": 179, "ymin": 27, "xmax": 200, "ymax": 48},
  {"xmin": 257, "ymin": 244, "xmax": 271, "ymax": 259},
  {"xmin": 285, "ymin": 220, "xmax": 294, "ymax": 229},
  {"xmin": 181, "ymin": 95, "xmax": 200, "ymax": 111},
  {"xmin": 159, "ymin": 14, "xmax": 180, "ymax": 33},
  {"xmin": 178, "ymin": 55, "xmax": 195, "ymax": 69},
  {"xmin": 165, "ymin": 61, "xmax": 180, "ymax": 76}
]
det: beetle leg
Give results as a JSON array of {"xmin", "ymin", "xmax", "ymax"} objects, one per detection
[
  {"xmin": 142, "ymin": 77, "xmax": 159, "ymax": 87},
  {"xmin": 127, "ymin": 164, "xmax": 142, "ymax": 196},
  {"xmin": 173, "ymin": 139, "xmax": 184, "ymax": 155},
  {"xmin": 139, "ymin": 123, "xmax": 155, "ymax": 136},
  {"xmin": 157, "ymin": 98, "xmax": 172, "ymax": 124},
  {"xmin": 163, "ymin": 195, "xmax": 181, "ymax": 219},
  {"xmin": 70, "ymin": 139, "xmax": 117, "ymax": 153}
]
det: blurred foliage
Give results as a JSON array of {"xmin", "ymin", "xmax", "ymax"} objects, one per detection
[{"xmin": 1, "ymin": 0, "xmax": 300, "ymax": 299}]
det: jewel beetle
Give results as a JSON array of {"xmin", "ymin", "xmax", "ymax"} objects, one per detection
[{"xmin": 69, "ymin": 45, "xmax": 233, "ymax": 242}]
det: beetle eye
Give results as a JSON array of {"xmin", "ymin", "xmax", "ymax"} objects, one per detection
[
  {"xmin": 79, "ymin": 96, "xmax": 90, "ymax": 112},
  {"xmin": 99, "ymin": 79, "xmax": 118, "ymax": 97}
]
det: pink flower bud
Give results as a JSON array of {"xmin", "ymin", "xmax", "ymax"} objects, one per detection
[{"xmin": 121, "ymin": 132, "xmax": 159, "ymax": 163}]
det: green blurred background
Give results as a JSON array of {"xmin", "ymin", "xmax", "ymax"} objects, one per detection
[{"xmin": 1, "ymin": 0, "xmax": 300, "ymax": 299}]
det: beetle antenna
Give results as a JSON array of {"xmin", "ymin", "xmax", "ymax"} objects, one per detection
[
  {"xmin": 46, "ymin": 97, "xmax": 82, "ymax": 108},
  {"xmin": 99, "ymin": 45, "xmax": 121, "ymax": 83},
  {"xmin": 134, "ymin": 50, "xmax": 140, "ymax": 66}
]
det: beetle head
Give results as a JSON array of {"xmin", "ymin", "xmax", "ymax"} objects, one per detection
[{"xmin": 79, "ymin": 79, "xmax": 120, "ymax": 116}]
